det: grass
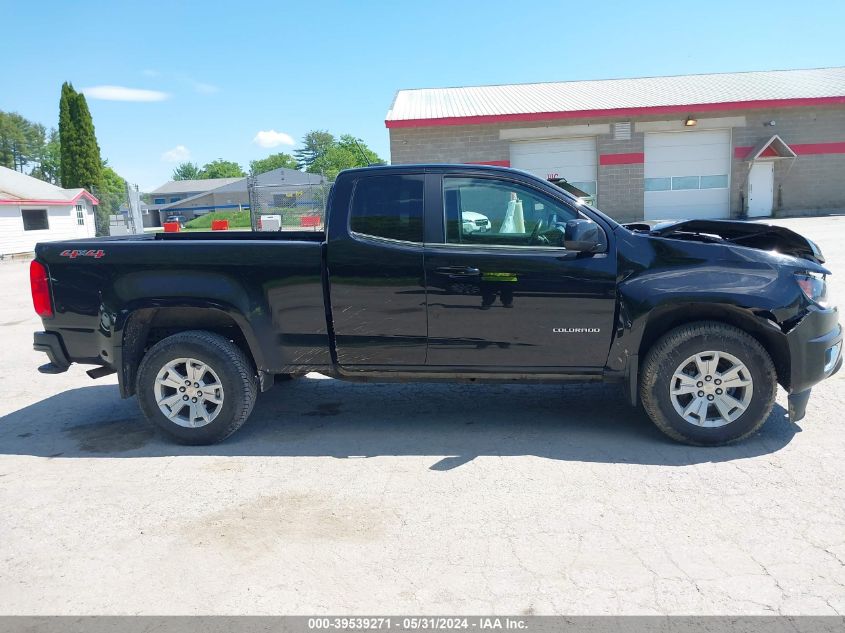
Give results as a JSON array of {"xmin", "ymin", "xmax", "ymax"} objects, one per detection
[{"xmin": 184, "ymin": 210, "xmax": 252, "ymax": 229}]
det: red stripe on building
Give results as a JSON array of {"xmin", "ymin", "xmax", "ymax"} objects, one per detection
[
  {"xmin": 385, "ymin": 96, "xmax": 845, "ymax": 129},
  {"xmin": 599, "ymin": 152, "xmax": 644, "ymax": 166},
  {"xmin": 792, "ymin": 141, "xmax": 845, "ymax": 155},
  {"xmin": 735, "ymin": 141, "xmax": 845, "ymax": 159},
  {"xmin": 465, "ymin": 160, "xmax": 510, "ymax": 167}
]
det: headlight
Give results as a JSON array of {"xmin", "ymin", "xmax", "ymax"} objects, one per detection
[{"xmin": 795, "ymin": 271, "xmax": 830, "ymax": 307}]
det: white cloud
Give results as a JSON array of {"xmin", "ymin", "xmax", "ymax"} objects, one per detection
[
  {"xmin": 193, "ymin": 82, "xmax": 220, "ymax": 95},
  {"xmin": 253, "ymin": 130, "xmax": 295, "ymax": 148},
  {"xmin": 82, "ymin": 85, "xmax": 170, "ymax": 102},
  {"xmin": 161, "ymin": 145, "xmax": 191, "ymax": 162}
]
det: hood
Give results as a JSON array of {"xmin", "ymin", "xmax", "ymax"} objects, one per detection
[{"xmin": 623, "ymin": 219, "xmax": 826, "ymax": 264}]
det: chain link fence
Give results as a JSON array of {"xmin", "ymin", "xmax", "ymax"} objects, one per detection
[
  {"xmin": 247, "ymin": 176, "xmax": 333, "ymax": 231},
  {"xmin": 92, "ymin": 180, "xmax": 143, "ymax": 237}
]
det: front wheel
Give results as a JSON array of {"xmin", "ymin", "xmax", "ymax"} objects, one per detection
[
  {"xmin": 640, "ymin": 321, "xmax": 777, "ymax": 446},
  {"xmin": 136, "ymin": 330, "xmax": 258, "ymax": 445}
]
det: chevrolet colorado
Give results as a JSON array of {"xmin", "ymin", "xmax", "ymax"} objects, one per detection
[{"xmin": 30, "ymin": 165, "xmax": 842, "ymax": 445}]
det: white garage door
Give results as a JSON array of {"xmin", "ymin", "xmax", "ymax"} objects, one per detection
[
  {"xmin": 509, "ymin": 138, "xmax": 597, "ymax": 198},
  {"xmin": 644, "ymin": 130, "xmax": 731, "ymax": 220}
]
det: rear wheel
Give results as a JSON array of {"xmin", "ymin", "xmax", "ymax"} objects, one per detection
[
  {"xmin": 137, "ymin": 330, "xmax": 258, "ymax": 444},
  {"xmin": 640, "ymin": 321, "xmax": 777, "ymax": 446}
]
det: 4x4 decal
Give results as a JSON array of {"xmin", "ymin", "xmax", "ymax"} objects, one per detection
[{"xmin": 60, "ymin": 249, "xmax": 105, "ymax": 259}]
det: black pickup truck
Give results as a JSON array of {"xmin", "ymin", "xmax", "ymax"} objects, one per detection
[{"xmin": 30, "ymin": 164, "xmax": 841, "ymax": 446}]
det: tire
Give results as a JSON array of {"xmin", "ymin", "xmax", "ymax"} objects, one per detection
[
  {"xmin": 136, "ymin": 330, "xmax": 258, "ymax": 445},
  {"xmin": 640, "ymin": 321, "xmax": 777, "ymax": 446}
]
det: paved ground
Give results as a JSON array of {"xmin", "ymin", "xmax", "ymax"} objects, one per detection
[{"xmin": 1, "ymin": 216, "xmax": 844, "ymax": 615}]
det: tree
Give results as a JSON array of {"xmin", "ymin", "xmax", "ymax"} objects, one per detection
[
  {"xmin": 199, "ymin": 159, "xmax": 246, "ymax": 179},
  {"xmin": 0, "ymin": 110, "xmax": 47, "ymax": 173},
  {"xmin": 99, "ymin": 163, "xmax": 127, "ymax": 215},
  {"xmin": 30, "ymin": 128, "xmax": 61, "ymax": 184},
  {"xmin": 172, "ymin": 161, "xmax": 201, "ymax": 180},
  {"xmin": 308, "ymin": 145, "xmax": 357, "ymax": 181},
  {"xmin": 70, "ymin": 89, "xmax": 103, "ymax": 193},
  {"xmin": 59, "ymin": 82, "xmax": 102, "ymax": 193},
  {"xmin": 249, "ymin": 152, "xmax": 298, "ymax": 176},
  {"xmin": 293, "ymin": 130, "xmax": 335, "ymax": 169},
  {"xmin": 338, "ymin": 134, "xmax": 384, "ymax": 166},
  {"xmin": 58, "ymin": 82, "xmax": 77, "ymax": 187},
  {"xmin": 306, "ymin": 134, "xmax": 385, "ymax": 180}
]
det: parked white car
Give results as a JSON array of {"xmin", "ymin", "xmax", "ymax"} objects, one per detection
[{"xmin": 462, "ymin": 211, "xmax": 490, "ymax": 233}]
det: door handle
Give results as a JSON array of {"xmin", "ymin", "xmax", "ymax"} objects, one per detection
[{"xmin": 435, "ymin": 266, "xmax": 481, "ymax": 277}]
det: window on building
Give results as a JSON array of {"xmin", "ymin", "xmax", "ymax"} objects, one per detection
[
  {"xmin": 169, "ymin": 197, "xmax": 182, "ymax": 203},
  {"xmin": 644, "ymin": 178, "xmax": 671, "ymax": 192},
  {"xmin": 76, "ymin": 204, "xmax": 85, "ymax": 226},
  {"xmin": 350, "ymin": 175, "xmax": 424, "ymax": 243},
  {"xmin": 154, "ymin": 198, "xmax": 166, "ymax": 205},
  {"xmin": 700, "ymin": 175, "xmax": 729, "ymax": 189},
  {"xmin": 671, "ymin": 176, "xmax": 700, "ymax": 191},
  {"xmin": 22, "ymin": 209, "xmax": 49, "ymax": 231},
  {"xmin": 645, "ymin": 175, "xmax": 729, "ymax": 192},
  {"xmin": 444, "ymin": 177, "xmax": 578, "ymax": 248}
]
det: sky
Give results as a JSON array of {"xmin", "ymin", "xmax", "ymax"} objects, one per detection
[{"xmin": 2, "ymin": 0, "xmax": 844, "ymax": 191}]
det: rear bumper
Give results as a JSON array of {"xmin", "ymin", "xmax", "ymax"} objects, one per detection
[{"xmin": 33, "ymin": 331, "xmax": 70, "ymax": 374}]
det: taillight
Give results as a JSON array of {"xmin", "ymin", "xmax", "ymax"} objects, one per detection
[{"xmin": 30, "ymin": 260, "xmax": 53, "ymax": 318}]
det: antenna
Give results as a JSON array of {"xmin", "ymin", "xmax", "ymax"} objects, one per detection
[{"xmin": 351, "ymin": 137, "xmax": 373, "ymax": 166}]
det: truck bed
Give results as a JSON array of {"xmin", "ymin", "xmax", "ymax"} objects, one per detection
[{"xmin": 34, "ymin": 232, "xmax": 332, "ymax": 378}]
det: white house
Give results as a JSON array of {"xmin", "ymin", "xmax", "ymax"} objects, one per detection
[{"xmin": 0, "ymin": 166, "xmax": 98, "ymax": 256}]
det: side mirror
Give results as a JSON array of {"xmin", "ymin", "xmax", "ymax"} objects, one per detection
[{"xmin": 564, "ymin": 219, "xmax": 602, "ymax": 252}]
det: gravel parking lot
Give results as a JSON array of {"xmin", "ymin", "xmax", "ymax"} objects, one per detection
[{"xmin": 1, "ymin": 216, "xmax": 844, "ymax": 615}]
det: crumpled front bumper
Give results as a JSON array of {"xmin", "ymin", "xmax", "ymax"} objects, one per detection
[{"xmin": 785, "ymin": 305, "xmax": 842, "ymax": 421}]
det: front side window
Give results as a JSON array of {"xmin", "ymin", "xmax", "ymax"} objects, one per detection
[
  {"xmin": 444, "ymin": 177, "xmax": 578, "ymax": 247},
  {"xmin": 22, "ymin": 209, "xmax": 49, "ymax": 231},
  {"xmin": 350, "ymin": 175, "xmax": 424, "ymax": 243}
]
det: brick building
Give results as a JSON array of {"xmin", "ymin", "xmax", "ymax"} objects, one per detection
[{"xmin": 386, "ymin": 67, "xmax": 845, "ymax": 222}]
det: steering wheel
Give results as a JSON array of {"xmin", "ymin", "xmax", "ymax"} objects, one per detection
[{"xmin": 530, "ymin": 218, "xmax": 548, "ymax": 245}]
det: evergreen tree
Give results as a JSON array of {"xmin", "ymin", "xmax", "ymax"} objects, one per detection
[
  {"xmin": 58, "ymin": 82, "xmax": 77, "ymax": 187},
  {"xmin": 0, "ymin": 111, "xmax": 47, "ymax": 172},
  {"xmin": 59, "ymin": 82, "xmax": 102, "ymax": 193},
  {"xmin": 69, "ymin": 89, "xmax": 102, "ymax": 193}
]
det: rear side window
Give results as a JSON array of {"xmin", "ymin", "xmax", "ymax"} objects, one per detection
[{"xmin": 350, "ymin": 175, "xmax": 424, "ymax": 243}]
